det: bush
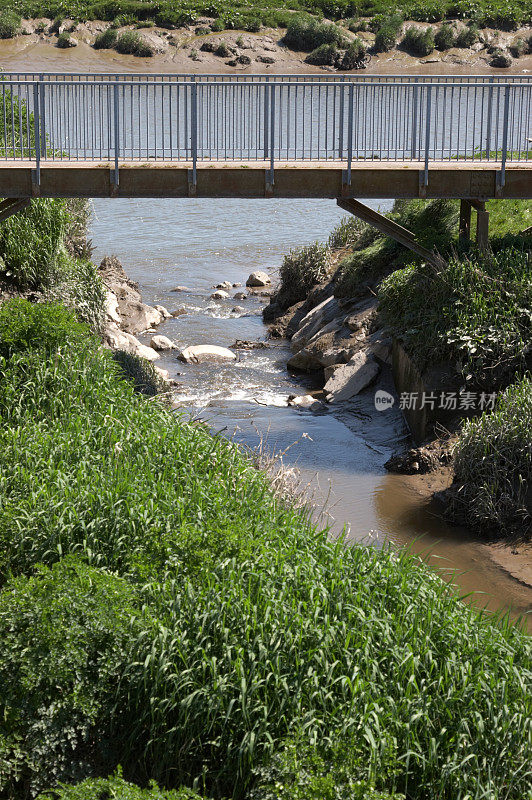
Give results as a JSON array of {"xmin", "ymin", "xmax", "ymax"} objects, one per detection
[
  {"xmin": 0, "ymin": 559, "xmax": 149, "ymax": 796},
  {"xmin": 373, "ymin": 13, "xmax": 402, "ymax": 52},
  {"xmin": 56, "ymin": 31, "xmax": 76, "ymax": 47},
  {"xmin": 328, "ymin": 215, "xmax": 366, "ymax": 249},
  {"xmin": 245, "ymin": 16, "xmax": 261, "ymax": 32},
  {"xmin": 340, "ymin": 38, "xmax": 366, "ymax": 68},
  {"xmin": 379, "ymin": 247, "xmax": 531, "ymax": 386},
  {"xmin": 0, "ymin": 198, "xmax": 70, "ymax": 290},
  {"xmin": 434, "ymin": 22, "xmax": 455, "ymax": 49},
  {"xmin": 112, "ymin": 349, "xmax": 165, "ymax": 395},
  {"xmin": 0, "ymin": 298, "xmax": 88, "ymax": 357},
  {"xmin": 278, "ymin": 242, "xmax": 330, "ymax": 309},
  {"xmin": 46, "ymin": 252, "xmax": 106, "ymax": 334},
  {"xmin": 50, "ymin": 15, "xmax": 63, "ymax": 32},
  {"xmin": 283, "ymin": 14, "xmax": 346, "ymax": 51},
  {"xmin": 490, "ymin": 48, "xmax": 512, "ymax": 67},
  {"xmin": 401, "ymin": 25, "xmax": 435, "ymax": 56},
  {"xmin": 450, "ymin": 376, "xmax": 532, "ymax": 536},
  {"xmin": 211, "ymin": 17, "xmax": 225, "ymax": 32},
  {"xmin": 39, "ymin": 771, "xmax": 204, "ymax": 800},
  {"xmin": 0, "ymin": 9, "xmax": 21, "ymax": 38},
  {"xmin": 215, "ymin": 40, "xmax": 230, "ymax": 57},
  {"xmin": 116, "ymin": 30, "xmax": 154, "ymax": 56},
  {"xmin": 454, "ymin": 24, "xmax": 479, "ymax": 48},
  {"xmin": 94, "ymin": 26, "xmax": 118, "ymax": 47},
  {"xmin": 305, "ymin": 42, "xmax": 339, "ymax": 65},
  {"xmin": 509, "ymin": 37, "xmax": 527, "ymax": 56}
]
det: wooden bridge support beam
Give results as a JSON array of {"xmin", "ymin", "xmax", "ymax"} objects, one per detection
[
  {"xmin": 0, "ymin": 197, "xmax": 31, "ymax": 223},
  {"xmin": 458, "ymin": 199, "xmax": 490, "ymax": 251},
  {"xmin": 337, "ymin": 198, "xmax": 446, "ymax": 269},
  {"xmin": 475, "ymin": 202, "xmax": 490, "ymax": 252}
]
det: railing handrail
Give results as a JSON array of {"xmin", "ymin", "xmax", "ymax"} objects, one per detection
[
  {"xmin": 1, "ymin": 71, "xmax": 531, "ymax": 80},
  {"xmin": 1, "ymin": 78, "xmax": 531, "ymax": 89}
]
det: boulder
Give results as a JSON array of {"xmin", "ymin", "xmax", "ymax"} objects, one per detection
[
  {"xmin": 288, "ymin": 394, "xmax": 321, "ymax": 409},
  {"xmin": 171, "ymin": 308, "xmax": 187, "ymax": 317},
  {"xmin": 324, "ymin": 351, "xmax": 380, "ymax": 403},
  {"xmin": 234, "ymin": 291, "xmax": 247, "ymax": 300},
  {"xmin": 178, "ymin": 345, "xmax": 237, "ymax": 363},
  {"xmin": 210, "ymin": 289, "xmax": 230, "ymax": 300},
  {"xmin": 171, "ymin": 285, "xmax": 193, "ymax": 292},
  {"xmin": 98, "ymin": 255, "xmax": 163, "ymax": 334},
  {"xmin": 104, "ymin": 323, "xmax": 160, "ymax": 362},
  {"xmin": 214, "ymin": 281, "xmax": 233, "ymax": 290},
  {"xmin": 290, "ymin": 296, "xmax": 342, "ymax": 352},
  {"xmin": 150, "ymin": 335, "xmax": 177, "ymax": 351},
  {"xmin": 104, "ymin": 289, "xmax": 121, "ymax": 325},
  {"xmin": 155, "ymin": 305, "xmax": 172, "ymax": 320},
  {"xmin": 367, "ymin": 329, "xmax": 393, "ymax": 364},
  {"xmin": 231, "ymin": 306, "xmax": 246, "ymax": 314},
  {"xmin": 246, "ymin": 271, "xmax": 271, "ymax": 287}
]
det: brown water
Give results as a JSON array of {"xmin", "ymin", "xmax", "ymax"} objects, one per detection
[{"xmin": 6, "ymin": 48, "xmax": 531, "ymax": 629}]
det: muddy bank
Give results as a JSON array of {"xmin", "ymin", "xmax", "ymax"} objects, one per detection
[{"xmin": 2, "ymin": 18, "xmax": 532, "ymax": 74}]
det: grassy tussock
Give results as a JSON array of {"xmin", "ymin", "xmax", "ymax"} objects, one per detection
[
  {"xmin": 0, "ymin": 304, "xmax": 530, "ymax": 799},
  {"xmin": 450, "ymin": 376, "xmax": 532, "ymax": 536},
  {"xmin": 277, "ymin": 242, "xmax": 330, "ymax": 310}
]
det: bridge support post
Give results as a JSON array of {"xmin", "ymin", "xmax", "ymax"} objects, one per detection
[
  {"xmin": 475, "ymin": 202, "xmax": 489, "ymax": 252},
  {"xmin": 459, "ymin": 200, "xmax": 472, "ymax": 244}
]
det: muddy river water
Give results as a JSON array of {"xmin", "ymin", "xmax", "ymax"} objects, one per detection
[{"xmin": 3, "ymin": 46, "xmax": 531, "ymax": 629}]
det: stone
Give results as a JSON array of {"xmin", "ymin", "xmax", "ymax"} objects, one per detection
[
  {"xmin": 98, "ymin": 255, "xmax": 163, "ymax": 334},
  {"xmin": 323, "ymin": 363, "xmax": 343, "ymax": 381},
  {"xmin": 171, "ymin": 285, "xmax": 193, "ymax": 292},
  {"xmin": 290, "ymin": 296, "xmax": 342, "ymax": 352},
  {"xmin": 150, "ymin": 335, "xmax": 176, "ymax": 351},
  {"xmin": 214, "ymin": 281, "xmax": 232, "ymax": 290},
  {"xmin": 231, "ymin": 306, "xmax": 246, "ymax": 314},
  {"xmin": 367, "ymin": 329, "xmax": 393, "ymax": 364},
  {"xmin": 104, "ymin": 289, "xmax": 121, "ymax": 325},
  {"xmin": 288, "ymin": 394, "xmax": 321, "ymax": 409},
  {"xmin": 171, "ymin": 308, "xmax": 187, "ymax": 317},
  {"xmin": 210, "ymin": 289, "xmax": 230, "ymax": 300},
  {"xmin": 258, "ymin": 55, "xmax": 275, "ymax": 64},
  {"xmin": 155, "ymin": 305, "xmax": 172, "ymax": 320},
  {"xmin": 324, "ymin": 352, "xmax": 380, "ymax": 403},
  {"xmin": 105, "ymin": 323, "xmax": 160, "ymax": 362},
  {"xmin": 178, "ymin": 345, "xmax": 237, "ymax": 363},
  {"xmin": 246, "ymin": 270, "xmax": 271, "ymax": 287},
  {"xmin": 233, "ymin": 291, "xmax": 247, "ymax": 300},
  {"xmin": 232, "ymin": 282, "xmax": 242, "ymax": 287}
]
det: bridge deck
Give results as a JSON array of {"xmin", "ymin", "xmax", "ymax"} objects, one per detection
[{"xmin": 1, "ymin": 160, "xmax": 530, "ymax": 200}]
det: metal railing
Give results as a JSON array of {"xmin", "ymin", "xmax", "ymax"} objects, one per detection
[{"xmin": 0, "ymin": 76, "xmax": 530, "ymax": 189}]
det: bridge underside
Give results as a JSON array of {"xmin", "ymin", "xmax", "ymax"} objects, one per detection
[{"xmin": 0, "ymin": 161, "xmax": 530, "ymax": 200}]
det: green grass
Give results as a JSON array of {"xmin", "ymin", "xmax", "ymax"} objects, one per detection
[
  {"xmin": 115, "ymin": 29, "xmax": 154, "ymax": 55},
  {"xmin": 401, "ymin": 25, "xmax": 435, "ymax": 55},
  {"xmin": 449, "ymin": 376, "xmax": 531, "ymax": 536},
  {"xmin": 379, "ymin": 247, "xmax": 531, "ymax": 388},
  {"xmin": 1, "ymin": 0, "xmax": 530, "ymax": 34},
  {"xmin": 93, "ymin": 25, "xmax": 118, "ymax": 46},
  {"xmin": 277, "ymin": 242, "xmax": 330, "ymax": 310}
]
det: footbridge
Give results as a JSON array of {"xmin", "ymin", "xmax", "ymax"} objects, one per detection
[{"xmin": 0, "ymin": 73, "xmax": 530, "ymax": 257}]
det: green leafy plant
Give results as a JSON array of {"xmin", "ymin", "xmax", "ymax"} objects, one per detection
[
  {"xmin": 305, "ymin": 41, "xmax": 339, "ymax": 65},
  {"xmin": 278, "ymin": 242, "xmax": 331, "ymax": 308},
  {"xmin": 434, "ymin": 22, "xmax": 455, "ymax": 49},
  {"xmin": 401, "ymin": 25, "xmax": 435, "ymax": 55},
  {"xmin": 0, "ymin": 9, "xmax": 21, "ymax": 38},
  {"xmin": 56, "ymin": 30, "xmax": 75, "ymax": 47},
  {"xmin": 116, "ymin": 30, "xmax": 154, "ymax": 56}
]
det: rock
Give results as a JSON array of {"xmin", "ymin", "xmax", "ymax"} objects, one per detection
[
  {"xmin": 323, "ymin": 363, "xmax": 343, "ymax": 382},
  {"xmin": 178, "ymin": 345, "xmax": 237, "ymax": 363},
  {"xmin": 324, "ymin": 352, "xmax": 380, "ymax": 403},
  {"xmin": 385, "ymin": 447, "xmax": 439, "ymax": 475},
  {"xmin": 210, "ymin": 289, "xmax": 230, "ymax": 300},
  {"xmin": 98, "ymin": 255, "xmax": 163, "ymax": 334},
  {"xmin": 150, "ymin": 334, "xmax": 176, "ymax": 351},
  {"xmin": 246, "ymin": 270, "xmax": 271, "ymax": 287},
  {"xmin": 171, "ymin": 308, "xmax": 187, "ymax": 317},
  {"xmin": 155, "ymin": 305, "xmax": 172, "ymax": 320},
  {"xmin": 214, "ymin": 281, "xmax": 232, "ymax": 290},
  {"xmin": 231, "ymin": 306, "xmax": 246, "ymax": 314},
  {"xmin": 367, "ymin": 329, "xmax": 392, "ymax": 364},
  {"xmin": 238, "ymin": 54, "xmax": 251, "ymax": 65},
  {"xmin": 232, "ymin": 282, "xmax": 242, "ymax": 287},
  {"xmin": 232, "ymin": 339, "xmax": 267, "ymax": 350},
  {"xmin": 288, "ymin": 394, "xmax": 321, "ymax": 409},
  {"xmin": 290, "ymin": 296, "xmax": 342, "ymax": 352},
  {"xmin": 171, "ymin": 285, "xmax": 193, "ymax": 292},
  {"xmin": 233, "ymin": 291, "xmax": 247, "ymax": 300},
  {"xmin": 104, "ymin": 322, "xmax": 160, "ymax": 361},
  {"xmin": 104, "ymin": 289, "xmax": 121, "ymax": 325},
  {"xmin": 258, "ymin": 55, "xmax": 275, "ymax": 64}
]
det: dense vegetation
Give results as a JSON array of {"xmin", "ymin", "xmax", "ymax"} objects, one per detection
[
  {"xmin": 1, "ymin": 0, "xmax": 531, "ymax": 35},
  {"xmin": 0, "ymin": 198, "xmax": 530, "ymax": 798}
]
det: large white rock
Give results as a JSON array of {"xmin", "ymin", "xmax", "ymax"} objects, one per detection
[
  {"xmin": 178, "ymin": 345, "xmax": 237, "ymax": 363},
  {"xmin": 104, "ymin": 323, "xmax": 160, "ymax": 362},
  {"xmin": 104, "ymin": 289, "xmax": 122, "ymax": 325},
  {"xmin": 150, "ymin": 335, "xmax": 177, "ymax": 351},
  {"xmin": 155, "ymin": 305, "xmax": 172, "ymax": 320},
  {"xmin": 324, "ymin": 351, "xmax": 379, "ymax": 403},
  {"xmin": 288, "ymin": 394, "xmax": 321, "ymax": 409},
  {"xmin": 210, "ymin": 290, "xmax": 230, "ymax": 300},
  {"xmin": 214, "ymin": 281, "xmax": 233, "ymax": 290},
  {"xmin": 246, "ymin": 271, "xmax": 271, "ymax": 287}
]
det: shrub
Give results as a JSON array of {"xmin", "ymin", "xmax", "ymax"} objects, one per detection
[
  {"xmin": 379, "ymin": 247, "xmax": 531, "ymax": 385},
  {"xmin": 215, "ymin": 40, "xmax": 230, "ymax": 57},
  {"xmin": 0, "ymin": 559, "xmax": 150, "ymax": 796},
  {"xmin": 245, "ymin": 17, "xmax": 261, "ymax": 32},
  {"xmin": 401, "ymin": 26, "xmax": 435, "ymax": 56},
  {"xmin": 135, "ymin": 19, "xmax": 154, "ymax": 27},
  {"xmin": 450, "ymin": 376, "xmax": 532, "ymax": 536},
  {"xmin": 305, "ymin": 42, "xmax": 339, "ymax": 65},
  {"xmin": 39, "ymin": 771, "xmax": 204, "ymax": 799},
  {"xmin": 195, "ymin": 25, "xmax": 210, "ymax": 35},
  {"xmin": 434, "ymin": 22, "xmax": 455, "ymax": 49},
  {"xmin": 373, "ymin": 13, "xmax": 402, "ymax": 52},
  {"xmin": 50, "ymin": 15, "xmax": 63, "ymax": 32},
  {"xmin": 56, "ymin": 31, "xmax": 76, "ymax": 47},
  {"xmin": 0, "ymin": 198, "xmax": 70, "ymax": 290},
  {"xmin": 340, "ymin": 38, "xmax": 366, "ymax": 67},
  {"xmin": 509, "ymin": 37, "xmax": 527, "ymax": 56},
  {"xmin": 46, "ymin": 252, "xmax": 106, "ymax": 334},
  {"xmin": 346, "ymin": 17, "xmax": 366, "ymax": 32},
  {"xmin": 283, "ymin": 14, "xmax": 346, "ymax": 51},
  {"xmin": 328, "ymin": 215, "xmax": 366, "ymax": 248},
  {"xmin": 211, "ymin": 17, "xmax": 225, "ymax": 32},
  {"xmin": 112, "ymin": 349, "xmax": 164, "ymax": 395},
  {"xmin": 0, "ymin": 299, "xmax": 89, "ymax": 357},
  {"xmin": 0, "ymin": 10, "xmax": 21, "ymax": 38},
  {"xmin": 454, "ymin": 24, "xmax": 479, "ymax": 47},
  {"xmin": 278, "ymin": 242, "xmax": 330, "ymax": 308},
  {"xmin": 92, "ymin": 28, "xmax": 118, "ymax": 50},
  {"xmin": 490, "ymin": 48, "xmax": 512, "ymax": 67},
  {"xmin": 116, "ymin": 30, "xmax": 154, "ymax": 56}
]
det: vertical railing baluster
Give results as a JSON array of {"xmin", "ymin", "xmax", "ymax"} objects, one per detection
[
  {"xmin": 346, "ymin": 82, "xmax": 354, "ymax": 187},
  {"xmin": 263, "ymin": 76, "xmax": 270, "ymax": 160},
  {"xmin": 269, "ymin": 82, "xmax": 275, "ymax": 185},
  {"xmin": 338, "ymin": 74, "xmax": 345, "ymax": 158},
  {"xmin": 485, "ymin": 76, "xmax": 494, "ymax": 159},
  {"xmin": 33, "ymin": 82, "xmax": 40, "ymax": 183},
  {"xmin": 411, "ymin": 77, "xmax": 419, "ymax": 160},
  {"xmin": 423, "ymin": 85, "xmax": 432, "ymax": 187},
  {"xmin": 499, "ymin": 84, "xmax": 510, "ymax": 189},
  {"xmin": 113, "ymin": 82, "xmax": 119, "ymax": 187},
  {"xmin": 39, "ymin": 73, "xmax": 46, "ymax": 157},
  {"xmin": 191, "ymin": 77, "xmax": 198, "ymax": 186}
]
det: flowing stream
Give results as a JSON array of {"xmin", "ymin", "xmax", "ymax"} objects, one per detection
[{"xmin": 90, "ymin": 196, "xmax": 532, "ymax": 629}]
